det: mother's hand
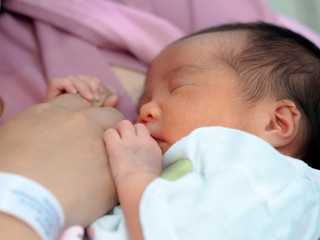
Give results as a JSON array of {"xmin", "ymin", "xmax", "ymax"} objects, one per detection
[{"xmin": 0, "ymin": 93, "xmax": 124, "ymax": 228}]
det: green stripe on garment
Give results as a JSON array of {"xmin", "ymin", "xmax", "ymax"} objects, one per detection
[{"xmin": 161, "ymin": 158, "xmax": 193, "ymax": 181}]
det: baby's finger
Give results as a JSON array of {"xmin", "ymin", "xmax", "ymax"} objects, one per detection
[
  {"xmin": 102, "ymin": 95, "xmax": 118, "ymax": 107},
  {"xmin": 116, "ymin": 120, "xmax": 136, "ymax": 139},
  {"xmin": 67, "ymin": 76, "xmax": 95, "ymax": 101},
  {"xmin": 135, "ymin": 123, "xmax": 150, "ymax": 137},
  {"xmin": 44, "ymin": 78, "xmax": 77, "ymax": 101},
  {"xmin": 78, "ymin": 75, "xmax": 102, "ymax": 101},
  {"xmin": 54, "ymin": 78, "xmax": 78, "ymax": 94},
  {"xmin": 104, "ymin": 128, "xmax": 121, "ymax": 146}
]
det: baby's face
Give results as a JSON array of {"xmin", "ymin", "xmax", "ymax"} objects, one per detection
[{"xmin": 137, "ymin": 33, "xmax": 261, "ymax": 154}]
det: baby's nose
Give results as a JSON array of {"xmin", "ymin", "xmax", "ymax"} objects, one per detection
[{"xmin": 137, "ymin": 101, "xmax": 161, "ymax": 124}]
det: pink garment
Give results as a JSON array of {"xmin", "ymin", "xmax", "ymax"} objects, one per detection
[
  {"xmin": 1, "ymin": 0, "xmax": 319, "ymax": 124},
  {"xmin": 0, "ymin": 0, "xmax": 183, "ymax": 123}
]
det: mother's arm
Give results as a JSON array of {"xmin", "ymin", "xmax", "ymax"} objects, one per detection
[{"xmin": 0, "ymin": 93, "xmax": 124, "ymax": 238}]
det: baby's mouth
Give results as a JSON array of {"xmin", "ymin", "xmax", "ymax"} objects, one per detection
[
  {"xmin": 151, "ymin": 135, "xmax": 163, "ymax": 144},
  {"xmin": 151, "ymin": 136, "xmax": 169, "ymax": 154},
  {"xmin": 151, "ymin": 135, "xmax": 165, "ymax": 149}
]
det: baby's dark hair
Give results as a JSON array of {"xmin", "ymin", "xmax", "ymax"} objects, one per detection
[{"xmin": 188, "ymin": 22, "xmax": 320, "ymax": 169}]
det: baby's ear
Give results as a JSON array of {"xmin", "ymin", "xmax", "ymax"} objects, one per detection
[{"xmin": 264, "ymin": 99, "xmax": 301, "ymax": 151}]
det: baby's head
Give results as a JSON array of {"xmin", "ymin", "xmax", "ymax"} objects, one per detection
[{"xmin": 138, "ymin": 22, "xmax": 320, "ymax": 169}]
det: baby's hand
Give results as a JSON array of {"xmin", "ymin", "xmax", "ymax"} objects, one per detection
[
  {"xmin": 44, "ymin": 75, "xmax": 118, "ymax": 107},
  {"xmin": 104, "ymin": 120, "xmax": 162, "ymax": 186}
]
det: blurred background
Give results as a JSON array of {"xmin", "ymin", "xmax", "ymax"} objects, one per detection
[{"xmin": 264, "ymin": 0, "xmax": 320, "ymax": 35}]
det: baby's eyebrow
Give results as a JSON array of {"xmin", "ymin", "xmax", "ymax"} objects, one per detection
[
  {"xmin": 162, "ymin": 64, "xmax": 211, "ymax": 83},
  {"xmin": 136, "ymin": 64, "xmax": 202, "ymax": 108},
  {"xmin": 166, "ymin": 64, "xmax": 208, "ymax": 77}
]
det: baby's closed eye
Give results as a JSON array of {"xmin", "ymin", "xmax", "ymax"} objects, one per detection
[{"xmin": 168, "ymin": 79, "xmax": 196, "ymax": 93}]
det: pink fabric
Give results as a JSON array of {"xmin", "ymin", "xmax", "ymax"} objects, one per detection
[
  {"xmin": 0, "ymin": 0, "xmax": 183, "ymax": 123},
  {"xmin": 125, "ymin": 0, "xmax": 320, "ymax": 45},
  {"xmin": 1, "ymin": 0, "xmax": 319, "ymax": 124}
]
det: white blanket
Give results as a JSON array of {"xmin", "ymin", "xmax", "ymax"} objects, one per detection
[{"xmin": 90, "ymin": 127, "xmax": 320, "ymax": 240}]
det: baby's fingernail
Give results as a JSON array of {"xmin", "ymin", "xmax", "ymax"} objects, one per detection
[
  {"xmin": 94, "ymin": 93, "xmax": 101, "ymax": 101},
  {"xmin": 86, "ymin": 91, "xmax": 94, "ymax": 100}
]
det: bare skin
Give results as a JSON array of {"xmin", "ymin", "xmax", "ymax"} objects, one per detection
[
  {"xmin": 0, "ymin": 91, "xmax": 124, "ymax": 238},
  {"xmin": 104, "ymin": 120, "xmax": 162, "ymax": 240},
  {"xmin": 104, "ymin": 33, "xmax": 303, "ymax": 239},
  {"xmin": 45, "ymin": 76, "xmax": 162, "ymax": 239},
  {"xmin": 47, "ymin": 30, "xmax": 303, "ymax": 239}
]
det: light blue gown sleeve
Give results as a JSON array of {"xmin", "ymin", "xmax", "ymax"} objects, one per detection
[{"xmin": 140, "ymin": 127, "xmax": 320, "ymax": 240}]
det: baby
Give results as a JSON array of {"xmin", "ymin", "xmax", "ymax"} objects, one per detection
[{"xmin": 46, "ymin": 22, "xmax": 320, "ymax": 239}]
